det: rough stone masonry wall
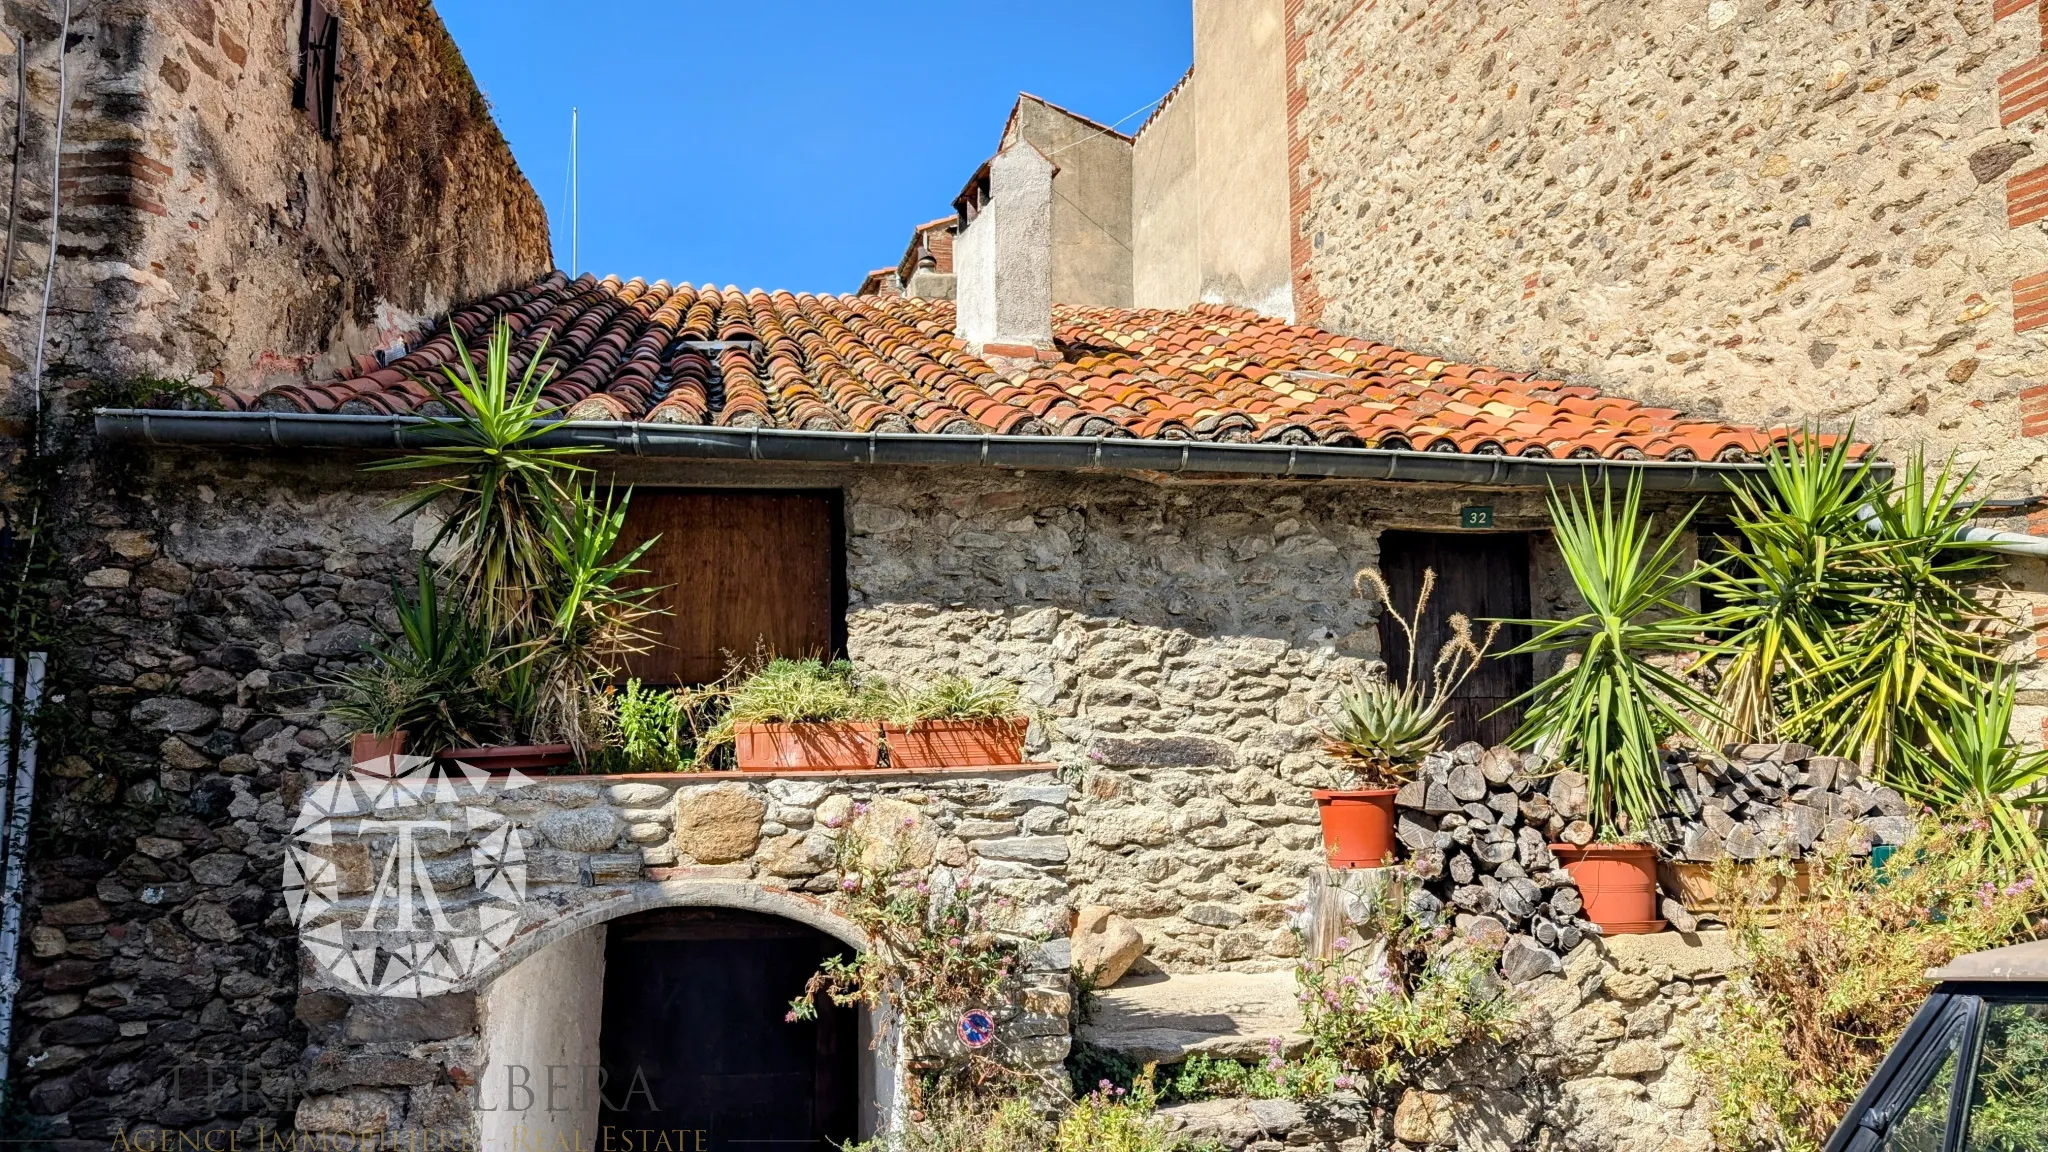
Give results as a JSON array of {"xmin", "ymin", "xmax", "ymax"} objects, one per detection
[
  {"xmin": 289, "ymin": 771, "xmax": 1077, "ymax": 1144},
  {"xmin": 841, "ymin": 468, "xmax": 1689, "ymax": 975},
  {"xmin": 1288, "ymin": 0, "xmax": 2048, "ymax": 496},
  {"xmin": 0, "ymin": 0, "xmax": 550, "ymax": 451},
  {"xmin": 3, "ymin": 451, "xmax": 1683, "ymax": 1143},
  {"xmin": 1159, "ymin": 932, "xmax": 1738, "ymax": 1152}
]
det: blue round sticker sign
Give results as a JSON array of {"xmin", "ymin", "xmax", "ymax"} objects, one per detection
[{"xmin": 957, "ymin": 1009, "xmax": 996, "ymax": 1049}]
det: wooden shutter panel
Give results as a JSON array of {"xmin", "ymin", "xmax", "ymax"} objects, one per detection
[
  {"xmin": 293, "ymin": 0, "xmax": 340, "ymax": 139},
  {"xmin": 614, "ymin": 491, "xmax": 841, "ymax": 685}
]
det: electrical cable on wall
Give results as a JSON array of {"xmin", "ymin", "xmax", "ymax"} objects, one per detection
[{"xmin": 29, "ymin": 0, "xmax": 72, "ymax": 433}]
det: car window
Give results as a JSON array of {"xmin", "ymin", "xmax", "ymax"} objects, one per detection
[
  {"xmin": 1962, "ymin": 1001, "xmax": 2048, "ymax": 1152},
  {"xmin": 1884, "ymin": 1030, "xmax": 1959, "ymax": 1152}
]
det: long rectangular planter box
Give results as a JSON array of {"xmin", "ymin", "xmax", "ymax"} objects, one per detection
[
  {"xmin": 735, "ymin": 722, "xmax": 882, "ymax": 772},
  {"xmin": 882, "ymin": 717, "xmax": 1028, "ymax": 769}
]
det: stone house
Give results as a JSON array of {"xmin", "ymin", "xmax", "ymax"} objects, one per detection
[
  {"xmin": 42, "ymin": 139, "xmax": 1801, "ymax": 1145},
  {"xmin": 0, "ymin": 4, "xmax": 2025, "ymax": 1152}
]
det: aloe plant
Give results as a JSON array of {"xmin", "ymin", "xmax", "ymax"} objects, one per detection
[
  {"xmin": 1503, "ymin": 476, "xmax": 1723, "ymax": 831},
  {"xmin": 1328, "ymin": 566, "xmax": 1497, "ymax": 787},
  {"xmin": 1327, "ymin": 679, "xmax": 1450, "ymax": 786}
]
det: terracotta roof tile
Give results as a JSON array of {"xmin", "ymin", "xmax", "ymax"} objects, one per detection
[{"xmin": 216, "ymin": 271, "xmax": 1808, "ymax": 463}]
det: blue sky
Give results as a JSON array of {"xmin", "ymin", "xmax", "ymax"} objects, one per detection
[{"xmin": 435, "ymin": 2, "xmax": 1193, "ymax": 295}]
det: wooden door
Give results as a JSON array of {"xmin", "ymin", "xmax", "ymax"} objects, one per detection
[
  {"xmin": 598, "ymin": 908, "xmax": 860, "ymax": 1151},
  {"xmin": 1374, "ymin": 531, "xmax": 1533, "ymax": 747},
  {"xmin": 614, "ymin": 491, "xmax": 842, "ymax": 685}
]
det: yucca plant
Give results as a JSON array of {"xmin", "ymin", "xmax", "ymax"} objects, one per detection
[
  {"xmin": 372, "ymin": 319, "xmax": 600, "ymax": 642},
  {"xmin": 1792, "ymin": 450, "xmax": 2004, "ymax": 773},
  {"xmin": 519, "ymin": 481, "xmax": 662, "ymax": 756},
  {"xmin": 1328, "ymin": 567, "xmax": 1497, "ymax": 787},
  {"xmin": 325, "ymin": 562, "xmax": 495, "ymax": 752},
  {"xmin": 1895, "ymin": 677, "xmax": 2048, "ymax": 872},
  {"xmin": 1705, "ymin": 430, "xmax": 1886, "ymax": 746},
  {"xmin": 1503, "ymin": 476, "xmax": 1723, "ymax": 831}
]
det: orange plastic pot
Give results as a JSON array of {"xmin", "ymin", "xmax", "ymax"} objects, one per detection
[
  {"xmin": 882, "ymin": 718, "xmax": 1028, "ymax": 768},
  {"xmin": 1553, "ymin": 842, "xmax": 1665, "ymax": 934},
  {"xmin": 350, "ymin": 730, "xmax": 407, "ymax": 773},
  {"xmin": 438, "ymin": 744, "xmax": 578, "ymax": 774},
  {"xmin": 735, "ymin": 722, "xmax": 882, "ymax": 772},
  {"xmin": 1312, "ymin": 788, "xmax": 1399, "ymax": 869}
]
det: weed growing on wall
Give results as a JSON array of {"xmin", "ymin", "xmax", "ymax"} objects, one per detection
[
  {"xmin": 1691, "ymin": 822, "xmax": 2045, "ymax": 1151},
  {"xmin": 788, "ymin": 811, "xmax": 1030, "ymax": 1100}
]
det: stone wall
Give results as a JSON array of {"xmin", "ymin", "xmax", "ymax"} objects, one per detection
[
  {"xmin": 0, "ymin": 0, "xmax": 550, "ymax": 452},
  {"xmin": 1287, "ymin": 0, "xmax": 2048, "ymax": 495},
  {"xmin": 1158, "ymin": 931, "xmax": 1737, "ymax": 1152},
  {"xmin": 841, "ymin": 467, "xmax": 1661, "ymax": 973},
  {"xmin": 288, "ymin": 770, "xmax": 1077, "ymax": 1145}
]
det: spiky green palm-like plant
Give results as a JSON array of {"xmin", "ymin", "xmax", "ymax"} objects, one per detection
[
  {"xmin": 1503, "ymin": 476, "xmax": 1724, "ymax": 832},
  {"xmin": 1896, "ymin": 677, "xmax": 2048, "ymax": 873}
]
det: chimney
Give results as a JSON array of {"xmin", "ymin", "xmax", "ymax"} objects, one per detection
[{"xmin": 952, "ymin": 140, "xmax": 1056, "ymax": 362}]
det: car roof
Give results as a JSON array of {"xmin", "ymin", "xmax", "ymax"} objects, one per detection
[{"xmin": 1928, "ymin": 939, "xmax": 2048, "ymax": 983}]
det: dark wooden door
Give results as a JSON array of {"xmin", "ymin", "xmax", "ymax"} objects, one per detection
[
  {"xmin": 1375, "ymin": 531, "xmax": 1533, "ymax": 747},
  {"xmin": 615, "ymin": 491, "xmax": 843, "ymax": 684},
  {"xmin": 598, "ymin": 908, "xmax": 860, "ymax": 1151}
]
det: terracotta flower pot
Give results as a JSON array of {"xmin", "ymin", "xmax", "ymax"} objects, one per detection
[
  {"xmin": 1656, "ymin": 859, "xmax": 1813, "ymax": 924},
  {"xmin": 1312, "ymin": 788, "xmax": 1400, "ymax": 869},
  {"xmin": 1554, "ymin": 842, "xmax": 1664, "ymax": 934},
  {"xmin": 437, "ymin": 743, "xmax": 579, "ymax": 774},
  {"xmin": 350, "ymin": 730, "xmax": 407, "ymax": 773},
  {"xmin": 735, "ymin": 722, "xmax": 882, "ymax": 772},
  {"xmin": 882, "ymin": 717, "xmax": 1028, "ymax": 768}
]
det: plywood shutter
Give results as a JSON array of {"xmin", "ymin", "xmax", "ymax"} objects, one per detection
[
  {"xmin": 1375, "ymin": 530, "xmax": 1534, "ymax": 747},
  {"xmin": 615, "ymin": 491, "xmax": 840, "ymax": 685}
]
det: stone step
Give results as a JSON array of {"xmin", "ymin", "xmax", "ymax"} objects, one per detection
[{"xmin": 1078, "ymin": 969, "xmax": 1308, "ymax": 1065}]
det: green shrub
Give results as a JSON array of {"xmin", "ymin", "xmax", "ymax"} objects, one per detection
[
  {"xmin": 610, "ymin": 678, "xmax": 685, "ymax": 770},
  {"xmin": 1690, "ymin": 822, "xmax": 2044, "ymax": 1152},
  {"xmin": 1166, "ymin": 1048, "xmax": 1342, "ymax": 1102}
]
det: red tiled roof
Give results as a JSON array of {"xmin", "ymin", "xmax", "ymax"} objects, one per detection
[{"xmin": 220, "ymin": 271, "xmax": 1786, "ymax": 462}]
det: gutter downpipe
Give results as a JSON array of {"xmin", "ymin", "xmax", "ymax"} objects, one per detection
[{"xmin": 92, "ymin": 409, "xmax": 1844, "ymax": 493}]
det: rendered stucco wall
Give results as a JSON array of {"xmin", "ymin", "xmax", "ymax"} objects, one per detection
[
  {"xmin": 1193, "ymin": 0, "xmax": 1296, "ymax": 319},
  {"xmin": 477, "ymin": 924, "xmax": 607, "ymax": 1152},
  {"xmin": 1133, "ymin": 77, "xmax": 1203, "ymax": 309},
  {"xmin": 0, "ymin": 0, "xmax": 550, "ymax": 456},
  {"xmin": 954, "ymin": 144, "xmax": 1056, "ymax": 353},
  {"xmin": 1004, "ymin": 97, "xmax": 1135, "ymax": 308},
  {"xmin": 1129, "ymin": 0, "xmax": 1297, "ymax": 317},
  {"xmin": 1288, "ymin": 0, "xmax": 2048, "ymax": 495}
]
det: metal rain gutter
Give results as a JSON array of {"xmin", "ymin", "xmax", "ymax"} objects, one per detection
[{"xmin": 93, "ymin": 408, "xmax": 1808, "ymax": 492}]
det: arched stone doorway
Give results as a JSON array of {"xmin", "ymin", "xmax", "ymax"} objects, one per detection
[
  {"xmin": 471, "ymin": 882, "xmax": 891, "ymax": 1152},
  {"xmin": 598, "ymin": 907, "xmax": 861, "ymax": 1149}
]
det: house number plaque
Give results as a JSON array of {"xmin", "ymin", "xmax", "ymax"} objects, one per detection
[{"xmin": 1460, "ymin": 506, "xmax": 1495, "ymax": 529}]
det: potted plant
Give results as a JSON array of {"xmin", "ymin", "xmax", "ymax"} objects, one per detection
[
  {"xmin": 875, "ymin": 675, "xmax": 1029, "ymax": 768},
  {"xmin": 1502, "ymin": 476, "xmax": 1722, "ymax": 933},
  {"xmin": 1317, "ymin": 566, "xmax": 1495, "ymax": 869},
  {"xmin": 1554, "ymin": 831, "xmax": 1665, "ymax": 933},
  {"xmin": 705, "ymin": 658, "xmax": 881, "ymax": 772},
  {"xmin": 327, "ymin": 562, "xmax": 494, "ymax": 769}
]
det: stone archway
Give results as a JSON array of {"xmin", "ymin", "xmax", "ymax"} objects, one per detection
[{"xmin": 469, "ymin": 880, "xmax": 893, "ymax": 1152}]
